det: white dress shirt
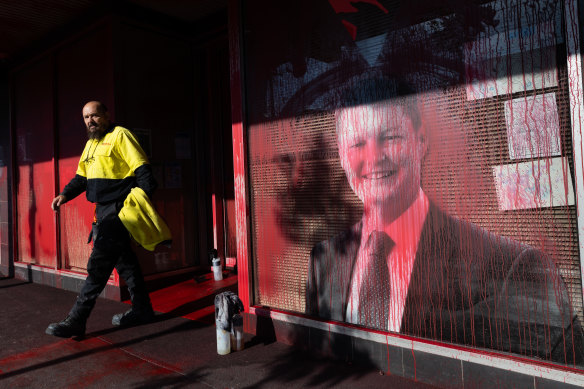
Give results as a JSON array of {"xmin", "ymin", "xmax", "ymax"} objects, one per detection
[{"xmin": 346, "ymin": 188, "xmax": 430, "ymax": 332}]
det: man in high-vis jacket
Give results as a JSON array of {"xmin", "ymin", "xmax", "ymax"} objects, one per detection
[{"xmin": 46, "ymin": 101, "xmax": 157, "ymax": 338}]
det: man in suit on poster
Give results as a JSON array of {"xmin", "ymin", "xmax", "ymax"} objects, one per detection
[{"xmin": 305, "ymin": 77, "xmax": 584, "ymax": 364}]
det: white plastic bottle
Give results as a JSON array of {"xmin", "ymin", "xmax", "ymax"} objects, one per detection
[
  {"xmin": 212, "ymin": 257, "xmax": 223, "ymax": 281},
  {"xmin": 216, "ymin": 321, "xmax": 231, "ymax": 355}
]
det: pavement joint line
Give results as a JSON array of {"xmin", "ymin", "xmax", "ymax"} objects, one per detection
[
  {"xmin": 94, "ymin": 336, "xmax": 231, "ymax": 389},
  {"xmin": 95, "ymin": 334, "xmax": 186, "ymax": 377}
]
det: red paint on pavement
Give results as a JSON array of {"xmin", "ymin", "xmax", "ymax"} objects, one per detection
[
  {"xmin": 123, "ymin": 273, "xmax": 237, "ymax": 323},
  {"xmin": 0, "ymin": 334, "xmax": 181, "ymax": 386}
]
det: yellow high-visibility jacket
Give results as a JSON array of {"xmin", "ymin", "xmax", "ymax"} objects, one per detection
[
  {"xmin": 118, "ymin": 187, "xmax": 172, "ymax": 251},
  {"xmin": 77, "ymin": 126, "xmax": 148, "ymax": 203}
]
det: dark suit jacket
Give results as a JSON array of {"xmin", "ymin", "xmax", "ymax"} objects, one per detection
[{"xmin": 306, "ymin": 204, "xmax": 584, "ymax": 365}]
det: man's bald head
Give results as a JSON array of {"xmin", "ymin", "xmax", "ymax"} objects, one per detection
[{"xmin": 82, "ymin": 101, "xmax": 110, "ymax": 140}]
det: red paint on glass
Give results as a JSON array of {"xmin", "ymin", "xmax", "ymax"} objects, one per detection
[
  {"xmin": 229, "ymin": 0, "xmax": 250, "ymax": 312},
  {"xmin": 240, "ymin": 0, "xmax": 584, "ymax": 368},
  {"xmin": 328, "ymin": 0, "xmax": 389, "ymax": 14},
  {"xmin": 328, "ymin": 0, "xmax": 389, "ymax": 41},
  {"xmin": 341, "ymin": 20, "xmax": 357, "ymax": 40},
  {"xmin": 13, "ymin": 58, "xmax": 58, "ymax": 268},
  {"xmin": 212, "ymin": 193, "xmax": 218, "ymax": 249}
]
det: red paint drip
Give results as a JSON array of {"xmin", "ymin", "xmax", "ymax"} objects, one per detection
[
  {"xmin": 328, "ymin": 0, "xmax": 389, "ymax": 14},
  {"xmin": 342, "ymin": 20, "xmax": 357, "ymax": 40}
]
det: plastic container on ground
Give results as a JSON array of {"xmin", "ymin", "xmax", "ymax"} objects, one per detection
[
  {"xmin": 212, "ymin": 257, "xmax": 223, "ymax": 281},
  {"xmin": 214, "ymin": 292, "xmax": 244, "ymax": 355},
  {"xmin": 216, "ymin": 321, "xmax": 231, "ymax": 355},
  {"xmin": 231, "ymin": 314, "xmax": 244, "ymax": 351}
]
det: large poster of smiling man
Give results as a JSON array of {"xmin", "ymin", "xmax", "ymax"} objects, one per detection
[{"xmin": 243, "ymin": 0, "xmax": 584, "ymax": 366}]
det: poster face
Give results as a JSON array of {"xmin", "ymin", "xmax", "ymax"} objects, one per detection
[{"xmin": 243, "ymin": 0, "xmax": 583, "ymax": 367}]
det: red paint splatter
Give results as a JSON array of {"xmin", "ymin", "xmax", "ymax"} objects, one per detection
[{"xmin": 328, "ymin": 0, "xmax": 389, "ymax": 14}]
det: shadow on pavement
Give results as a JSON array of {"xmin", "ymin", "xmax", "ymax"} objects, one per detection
[
  {"xmin": 0, "ymin": 320, "xmax": 209, "ymax": 381},
  {"xmin": 0, "ymin": 280, "xmax": 31, "ymax": 289},
  {"xmin": 131, "ymin": 370, "xmax": 208, "ymax": 389}
]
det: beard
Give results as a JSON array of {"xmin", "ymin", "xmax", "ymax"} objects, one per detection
[{"xmin": 87, "ymin": 124, "xmax": 106, "ymax": 140}]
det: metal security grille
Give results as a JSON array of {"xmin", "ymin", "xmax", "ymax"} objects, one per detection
[
  {"xmin": 248, "ymin": 113, "xmax": 362, "ymax": 311},
  {"xmin": 423, "ymin": 81, "xmax": 583, "ymax": 324},
  {"xmin": 242, "ymin": 0, "xmax": 583, "ymax": 363}
]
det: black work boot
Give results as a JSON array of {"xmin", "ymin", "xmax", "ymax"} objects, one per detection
[
  {"xmin": 112, "ymin": 308, "xmax": 155, "ymax": 327},
  {"xmin": 46, "ymin": 316, "xmax": 86, "ymax": 338}
]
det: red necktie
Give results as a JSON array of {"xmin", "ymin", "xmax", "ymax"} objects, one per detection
[{"xmin": 358, "ymin": 231, "xmax": 394, "ymax": 330}]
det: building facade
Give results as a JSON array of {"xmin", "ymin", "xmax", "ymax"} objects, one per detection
[
  {"xmin": 0, "ymin": 4, "xmax": 236, "ymax": 299},
  {"xmin": 2, "ymin": 0, "xmax": 584, "ymax": 387}
]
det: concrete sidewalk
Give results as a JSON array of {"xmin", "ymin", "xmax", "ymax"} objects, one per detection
[{"xmin": 0, "ymin": 276, "xmax": 437, "ymax": 388}]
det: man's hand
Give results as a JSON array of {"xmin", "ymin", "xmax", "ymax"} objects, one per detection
[{"xmin": 51, "ymin": 195, "xmax": 67, "ymax": 211}]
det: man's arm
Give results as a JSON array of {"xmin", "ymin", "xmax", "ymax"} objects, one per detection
[
  {"xmin": 52, "ymin": 174, "xmax": 87, "ymax": 210},
  {"xmin": 115, "ymin": 128, "xmax": 157, "ymax": 198},
  {"xmin": 134, "ymin": 164, "xmax": 157, "ymax": 198}
]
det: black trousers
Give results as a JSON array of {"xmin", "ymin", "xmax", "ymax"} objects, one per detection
[{"xmin": 69, "ymin": 202, "xmax": 152, "ymax": 322}]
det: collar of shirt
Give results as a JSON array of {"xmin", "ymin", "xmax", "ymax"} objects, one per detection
[
  {"xmin": 361, "ymin": 188, "xmax": 430, "ymax": 248},
  {"xmin": 347, "ymin": 188, "xmax": 430, "ymax": 331}
]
